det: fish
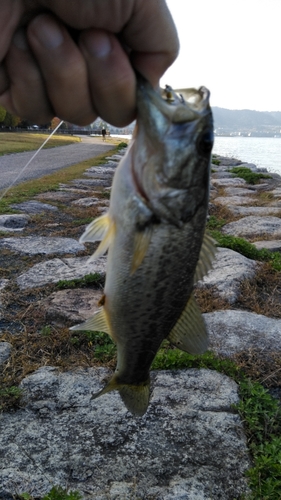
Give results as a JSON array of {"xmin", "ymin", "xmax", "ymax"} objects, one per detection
[{"xmin": 70, "ymin": 75, "xmax": 216, "ymax": 416}]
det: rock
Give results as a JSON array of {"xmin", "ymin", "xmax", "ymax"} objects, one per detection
[
  {"xmin": 84, "ymin": 165, "xmax": 116, "ymax": 175},
  {"xmin": 0, "ymin": 367, "xmax": 251, "ymax": 499},
  {"xmin": 36, "ymin": 191, "xmax": 81, "ymax": 202},
  {"xmin": 71, "ymin": 197, "xmax": 109, "ymax": 207},
  {"xmin": 212, "ymin": 178, "xmax": 246, "ymax": 187},
  {"xmin": 214, "ymin": 196, "xmax": 255, "ymax": 206},
  {"xmin": 0, "ymin": 214, "xmax": 30, "ymax": 232},
  {"xmin": 10, "ymin": 201, "xmax": 58, "ymax": 214},
  {"xmin": 40, "ymin": 288, "xmax": 103, "ymax": 325},
  {"xmin": 235, "ymin": 162, "xmax": 259, "ymax": 171},
  {"xmin": 227, "ymin": 206, "xmax": 281, "ymax": 217},
  {"xmin": 0, "ymin": 342, "xmax": 12, "ymax": 366},
  {"xmin": 212, "ymin": 171, "xmax": 233, "ymax": 179},
  {"xmin": 17, "ymin": 256, "xmax": 107, "ymax": 289},
  {"xmin": 222, "ymin": 216, "xmax": 281, "ymax": 239},
  {"xmin": 0, "ymin": 236, "xmax": 85, "ymax": 255},
  {"xmin": 224, "ymin": 187, "xmax": 256, "ymax": 196},
  {"xmin": 214, "ymin": 156, "xmax": 242, "ymax": 167},
  {"xmin": 197, "ymin": 248, "xmax": 257, "ymax": 304},
  {"xmin": 70, "ymin": 178, "xmax": 112, "ymax": 188},
  {"xmin": 205, "ymin": 309, "xmax": 281, "ymax": 356},
  {"xmin": 271, "ymin": 188, "xmax": 281, "ymax": 198},
  {"xmin": 253, "ymin": 239, "xmax": 281, "ymax": 252}
]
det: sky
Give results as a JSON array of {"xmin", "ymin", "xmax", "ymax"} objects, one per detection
[{"xmin": 160, "ymin": 0, "xmax": 281, "ymax": 112}]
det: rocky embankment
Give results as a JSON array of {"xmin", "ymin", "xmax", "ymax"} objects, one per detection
[{"xmin": 0, "ymin": 150, "xmax": 281, "ymax": 499}]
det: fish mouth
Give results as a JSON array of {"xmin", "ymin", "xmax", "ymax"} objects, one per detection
[{"xmin": 136, "ymin": 74, "xmax": 211, "ymax": 124}]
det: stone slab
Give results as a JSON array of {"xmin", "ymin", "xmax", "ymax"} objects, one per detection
[
  {"xmin": 0, "ymin": 214, "xmax": 30, "ymax": 231},
  {"xmin": 0, "ymin": 236, "xmax": 85, "ymax": 255},
  {"xmin": 0, "ymin": 367, "xmax": 251, "ymax": 499},
  {"xmin": 227, "ymin": 206, "xmax": 281, "ymax": 217},
  {"xmin": 40, "ymin": 288, "xmax": 103, "ymax": 325},
  {"xmin": 253, "ymin": 239, "xmax": 281, "ymax": 252},
  {"xmin": 223, "ymin": 187, "xmax": 256, "ymax": 196},
  {"xmin": 197, "ymin": 247, "xmax": 257, "ymax": 304},
  {"xmin": 212, "ymin": 178, "xmax": 247, "ymax": 187},
  {"xmin": 205, "ymin": 309, "xmax": 281, "ymax": 356},
  {"xmin": 10, "ymin": 201, "xmax": 58, "ymax": 214},
  {"xmin": 17, "ymin": 256, "xmax": 107, "ymax": 289},
  {"xmin": 222, "ymin": 216, "xmax": 281, "ymax": 239},
  {"xmin": 214, "ymin": 196, "xmax": 255, "ymax": 206}
]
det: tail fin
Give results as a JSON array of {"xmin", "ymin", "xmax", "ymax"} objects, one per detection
[{"xmin": 91, "ymin": 376, "xmax": 150, "ymax": 417}]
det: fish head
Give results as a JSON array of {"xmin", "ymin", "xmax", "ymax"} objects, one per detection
[{"xmin": 133, "ymin": 76, "xmax": 213, "ymax": 225}]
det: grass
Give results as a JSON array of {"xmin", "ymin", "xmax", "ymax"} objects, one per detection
[
  {"xmin": 18, "ymin": 486, "xmax": 82, "ymax": 500},
  {"xmin": 56, "ymin": 272, "xmax": 105, "ymax": 289},
  {"xmin": 0, "ymin": 147, "xmax": 120, "ymax": 215},
  {"xmin": 0, "ymin": 132, "xmax": 81, "ymax": 156},
  {"xmin": 230, "ymin": 166, "xmax": 272, "ymax": 185}
]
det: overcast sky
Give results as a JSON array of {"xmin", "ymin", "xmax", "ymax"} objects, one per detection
[{"xmin": 160, "ymin": 0, "xmax": 281, "ymax": 112}]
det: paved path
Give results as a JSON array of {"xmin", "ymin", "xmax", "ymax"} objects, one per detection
[{"xmin": 0, "ymin": 136, "xmax": 114, "ymax": 190}]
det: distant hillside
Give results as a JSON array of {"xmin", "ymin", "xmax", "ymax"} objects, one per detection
[{"xmin": 212, "ymin": 107, "xmax": 281, "ymax": 136}]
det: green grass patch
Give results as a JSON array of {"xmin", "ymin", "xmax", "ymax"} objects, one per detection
[
  {"xmin": 230, "ymin": 167, "xmax": 272, "ymax": 185},
  {"xmin": 0, "ymin": 132, "xmax": 81, "ymax": 156},
  {"xmin": 56, "ymin": 272, "xmax": 104, "ymax": 289},
  {"xmin": 207, "ymin": 215, "xmax": 227, "ymax": 230},
  {"xmin": 212, "ymin": 155, "xmax": 221, "ymax": 166},
  {"xmin": 71, "ymin": 330, "xmax": 116, "ymax": 362},
  {"xmin": 0, "ymin": 385, "xmax": 22, "ymax": 411},
  {"xmin": 210, "ymin": 230, "xmax": 281, "ymax": 271},
  {"xmin": 19, "ymin": 486, "xmax": 82, "ymax": 500}
]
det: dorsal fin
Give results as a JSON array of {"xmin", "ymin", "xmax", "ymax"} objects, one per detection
[{"xmin": 168, "ymin": 293, "xmax": 208, "ymax": 354}]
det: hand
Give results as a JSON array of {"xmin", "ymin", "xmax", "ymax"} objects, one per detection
[{"xmin": 0, "ymin": 0, "xmax": 179, "ymax": 126}]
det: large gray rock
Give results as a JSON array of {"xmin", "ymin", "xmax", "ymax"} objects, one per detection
[
  {"xmin": 17, "ymin": 256, "xmax": 107, "ymax": 289},
  {"xmin": 222, "ymin": 216, "xmax": 281, "ymax": 239},
  {"xmin": 0, "ymin": 367, "xmax": 251, "ymax": 499},
  {"xmin": 0, "ymin": 279, "xmax": 9, "ymax": 309},
  {"xmin": 223, "ymin": 187, "xmax": 256, "ymax": 196},
  {"xmin": 253, "ymin": 239, "xmax": 281, "ymax": 252},
  {"xmin": 205, "ymin": 309, "xmax": 281, "ymax": 356},
  {"xmin": 212, "ymin": 178, "xmax": 246, "ymax": 187},
  {"xmin": 197, "ymin": 247, "xmax": 257, "ymax": 303},
  {"xmin": 0, "ymin": 236, "xmax": 85, "ymax": 255},
  {"xmin": 0, "ymin": 214, "xmax": 30, "ymax": 232},
  {"xmin": 40, "ymin": 288, "xmax": 103, "ymax": 325},
  {"xmin": 70, "ymin": 178, "xmax": 112, "ymax": 188},
  {"xmin": 227, "ymin": 206, "xmax": 281, "ymax": 217},
  {"xmin": 214, "ymin": 196, "xmax": 255, "ymax": 206},
  {"xmin": 10, "ymin": 201, "xmax": 58, "ymax": 214}
]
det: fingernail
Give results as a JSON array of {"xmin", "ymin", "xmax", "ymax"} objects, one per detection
[
  {"xmin": 31, "ymin": 15, "xmax": 64, "ymax": 50},
  {"xmin": 84, "ymin": 31, "xmax": 112, "ymax": 58},
  {"xmin": 13, "ymin": 29, "xmax": 29, "ymax": 51}
]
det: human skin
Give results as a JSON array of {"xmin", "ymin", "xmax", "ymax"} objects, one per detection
[{"xmin": 0, "ymin": 0, "xmax": 179, "ymax": 126}]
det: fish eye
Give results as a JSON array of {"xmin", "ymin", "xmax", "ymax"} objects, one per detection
[{"xmin": 197, "ymin": 130, "xmax": 214, "ymax": 154}]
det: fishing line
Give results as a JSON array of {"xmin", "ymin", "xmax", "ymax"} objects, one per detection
[{"xmin": 0, "ymin": 119, "xmax": 64, "ymax": 201}]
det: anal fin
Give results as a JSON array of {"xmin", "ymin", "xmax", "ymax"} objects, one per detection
[{"xmin": 168, "ymin": 294, "xmax": 208, "ymax": 355}]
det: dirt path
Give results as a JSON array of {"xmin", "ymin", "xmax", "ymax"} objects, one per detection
[{"xmin": 0, "ymin": 136, "xmax": 114, "ymax": 190}]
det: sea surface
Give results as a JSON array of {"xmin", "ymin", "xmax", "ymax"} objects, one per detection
[
  {"xmin": 113, "ymin": 134, "xmax": 281, "ymax": 176},
  {"xmin": 213, "ymin": 136, "xmax": 281, "ymax": 175}
]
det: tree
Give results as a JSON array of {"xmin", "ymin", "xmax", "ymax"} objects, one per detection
[
  {"xmin": 3, "ymin": 112, "xmax": 20, "ymax": 128},
  {"xmin": 0, "ymin": 105, "xmax": 6, "ymax": 123}
]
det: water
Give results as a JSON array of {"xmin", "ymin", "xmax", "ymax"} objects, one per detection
[{"xmin": 213, "ymin": 136, "xmax": 281, "ymax": 175}]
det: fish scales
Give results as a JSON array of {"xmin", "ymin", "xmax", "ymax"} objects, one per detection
[{"xmin": 71, "ymin": 76, "xmax": 216, "ymax": 416}]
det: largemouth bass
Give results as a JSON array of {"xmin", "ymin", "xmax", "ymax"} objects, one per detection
[{"xmin": 71, "ymin": 76, "xmax": 215, "ymax": 416}]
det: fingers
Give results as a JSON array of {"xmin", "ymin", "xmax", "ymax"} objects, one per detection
[
  {"xmin": 79, "ymin": 29, "xmax": 136, "ymax": 126},
  {"xmin": 27, "ymin": 14, "xmax": 96, "ymax": 125},
  {"xmin": 0, "ymin": 28, "xmax": 53, "ymax": 123},
  {"xmin": 0, "ymin": 0, "xmax": 23, "ymax": 61}
]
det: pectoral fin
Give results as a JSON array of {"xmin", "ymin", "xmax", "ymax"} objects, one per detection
[
  {"xmin": 79, "ymin": 213, "xmax": 115, "ymax": 261},
  {"xmin": 130, "ymin": 226, "xmax": 153, "ymax": 274},
  {"xmin": 70, "ymin": 307, "xmax": 111, "ymax": 336},
  {"xmin": 91, "ymin": 375, "xmax": 150, "ymax": 417},
  {"xmin": 193, "ymin": 232, "xmax": 217, "ymax": 283},
  {"xmin": 168, "ymin": 294, "xmax": 208, "ymax": 355}
]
